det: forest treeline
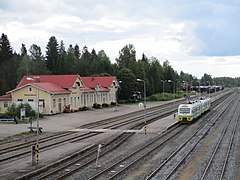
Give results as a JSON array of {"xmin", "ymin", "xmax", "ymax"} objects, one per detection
[{"xmin": 0, "ymin": 33, "xmax": 239, "ymax": 100}]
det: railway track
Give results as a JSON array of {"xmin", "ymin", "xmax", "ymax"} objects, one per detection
[
  {"xmin": 0, "ymin": 95, "xmax": 188, "ymax": 164},
  {"xmin": 199, "ymin": 95, "xmax": 240, "ymax": 180},
  {"xmin": 145, "ymin": 93, "xmax": 235, "ymax": 179},
  {"xmin": 0, "ymin": 131, "xmax": 104, "ymax": 163},
  {"xmin": 83, "ymin": 93, "xmax": 235, "ymax": 180},
  {"xmin": 16, "ymin": 92, "xmax": 232, "ymax": 179}
]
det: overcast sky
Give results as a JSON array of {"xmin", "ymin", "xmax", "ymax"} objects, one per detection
[{"xmin": 1, "ymin": 0, "xmax": 240, "ymax": 78}]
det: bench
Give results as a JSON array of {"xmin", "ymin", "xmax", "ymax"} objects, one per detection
[
  {"xmin": 0, "ymin": 118, "xmax": 18, "ymax": 124},
  {"xmin": 27, "ymin": 126, "xmax": 43, "ymax": 133}
]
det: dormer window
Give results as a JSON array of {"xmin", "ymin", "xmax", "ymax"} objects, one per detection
[{"xmin": 76, "ymin": 82, "xmax": 80, "ymax": 87}]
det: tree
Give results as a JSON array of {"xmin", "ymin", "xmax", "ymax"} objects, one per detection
[
  {"xmin": 116, "ymin": 44, "xmax": 137, "ymax": 74},
  {"xmin": 0, "ymin": 33, "xmax": 13, "ymax": 95},
  {"xmin": 78, "ymin": 45, "xmax": 92, "ymax": 76},
  {"xmin": 29, "ymin": 44, "xmax": 51, "ymax": 75},
  {"xmin": 46, "ymin": 36, "xmax": 60, "ymax": 74},
  {"xmin": 64, "ymin": 45, "xmax": 78, "ymax": 74},
  {"xmin": 201, "ymin": 73, "xmax": 212, "ymax": 86},
  {"xmin": 116, "ymin": 68, "xmax": 137, "ymax": 100},
  {"xmin": 20, "ymin": 44, "xmax": 27, "ymax": 56},
  {"xmin": 17, "ymin": 54, "xmax": 31, "ymax": 81},
  {"xmin": 148, "ymin": 58, "xmax": 163, "ymax": 95},
  {"xmin": 29, "ymin": 44, "xmax": 42, "ymax": 60},
  {"xmin": 96, "ymin": 50, "xmax": 112, "ymax": 74},
  {"xmin": 58, "ymin": 40, "xmax": 66, "ymax": 74},
  {"xmin": 74, "ymin": 44, "xmax": 80, "ymax": 59}
]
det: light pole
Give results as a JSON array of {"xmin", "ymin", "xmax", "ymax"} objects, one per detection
[
  {"xmin": 27, "ymin": 77, "xmax": 40, "ymax": 163},
  {"xmin": 167, "ymin": 80, "xmax": 175, "ymax": 106},
  {"xmin": 183, "ymin": 81, "xmax": 188, "ymax": 95},
  {"xmin": 137, "ymin": 78, "xmax": 147, "ymax": 134},
  {"xmin": 114, "ymin": 80, "xmax": 122, "ymax": 111},
  {"xmin": 161, "ymin": 80, "xmax": 166, "ymax": 99},
  {"xmin": 207, "ymin": 81, "xmax": 211, "ymax": 98},
  {"xmin": 213, "ymin": 81, "xmax": 217, "ymax": 98},
  {"xmin": 197, "ymin": 81, "xmax": 201, "ymax": 100}
]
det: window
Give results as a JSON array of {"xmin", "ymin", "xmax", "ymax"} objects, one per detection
[
  {"xmin": 28, "ymin": 99, "xmax": 34, "ymax": 102},
  {"xmin": 39, "ymin": 99, "xmax": 45, "ymax": 108},
  {"xmin": 17, "ymin": 99, "xmax": 23, "ymax": 102},
  {"xmin": 3, "ymin": 101, "xmax": 8, "ymax": 108},
  {"xmin": 76, "ymin": 82, "xmax": 80, "ymax": 87},
  {"xmin": 53, "ymin": 99, "xmax": 56, "ymax": 108},
  {"xmin": 29, "ymin": 87, "xmax": 32, "ymax": 92},
  {"xmin": 74, "ymin": 97, "xmax": 76, "ymax": 107},
  {"xmin": 179, "ymin": 108, "xmax": 190, "ymax": 114},
  {"xmin": 63, "ymin": 98, "xmax": 66, "ymax": 106}
]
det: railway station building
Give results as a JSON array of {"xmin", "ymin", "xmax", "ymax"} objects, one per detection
[{"xmin": 0, "ymin": 75, "xmax": 119, "ymax": 115}]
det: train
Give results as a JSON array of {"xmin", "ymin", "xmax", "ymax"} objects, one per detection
[{"xmin": 177, "ymin": 97, "xmax": 211, "ymax": 123}]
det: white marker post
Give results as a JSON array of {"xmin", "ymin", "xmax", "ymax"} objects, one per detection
[{"xmin": 95, "ymin": 144, "xmax": 102, "ymax": 168}]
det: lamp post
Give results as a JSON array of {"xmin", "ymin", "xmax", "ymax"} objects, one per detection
[
  {"xmin": 161, "ymin": 80, "xmax": 166, "ymax": 98},
  {"xmin": 137, "ymin": 78, "xmax": 147, "ymax": 134},
  {"xmin": 114, "ymin": 80, "xmax": 122, "ymax": 111},
  {"xmin": 183, "ymin": 81, "xmax": 188, "ymax": 95},
  {"xmin": 207, "ymin": 81, "xmax": 211, "ymax": 98},
  {"xmin": 213, "ymin": 81, "xmax": 217, "ymax": 98},
  {"xmin": 197, "ymin": 81, "xmax": 201, "ymax": 100},
  {"xmin": 27, "ymin": 76, "xmax": 40, "ymax": 163},
  {"xmin": 167, "ymin": 80, "xmax": 175, "ymax": 106}
]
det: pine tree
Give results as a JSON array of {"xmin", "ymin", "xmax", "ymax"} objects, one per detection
[
  {"xmin": 46, "ymin": 36, "xmax": 60, "ymax": 74},
  {"xmin": 29, "ymin": 44, "xmax": 51, "ymax": 75},
  {"xmin": 0, "ymin": 33, "xmax": 13, "ymax": 95}
]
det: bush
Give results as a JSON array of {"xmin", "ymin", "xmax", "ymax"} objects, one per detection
[{"xmin": 5, "ymin": 103, "xmax": 37, "ymax": 118}]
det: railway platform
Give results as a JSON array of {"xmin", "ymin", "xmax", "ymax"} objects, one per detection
[
  {"xmin": 0, "ymin": 101, "xmax": 177, "ymax": 138},
  {"xmin": 0, "ymin": 101, "xmax": 178, "ymax": 180}
]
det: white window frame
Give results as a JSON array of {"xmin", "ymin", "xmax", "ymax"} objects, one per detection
[
  {"xmin": 53, "ymin": 99, "xmax": 56, "ymax": 108},
  {"xmin": 3, "ymin": 101, "xmax": 8, "ymax": 108}
]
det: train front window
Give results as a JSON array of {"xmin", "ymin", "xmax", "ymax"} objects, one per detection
[{"xmin": 179, "ymin": 108, "xmax": 190, "ymax": 114}]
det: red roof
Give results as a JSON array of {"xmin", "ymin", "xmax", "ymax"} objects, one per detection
[
  {"xmin": 30, "ymin": 83, "xmax": 71, "ymax": 93},
  {"xmin": 14, "ymin": 75, "xmax": 115, "ymax": 94},
  {"xmin": 82, "ymin": 86, "xmax": 95, "ymax": 93},
  {"xmin": 0, "ymin": 93, "xmax": 12, "ymax": 100},
  {"xmin": 17, "ymin": 75, "xmax": 80, "ymax": 89},
  {"xmin": 81, "ymin": 76, "xmax": 116, "ymax": 89}
]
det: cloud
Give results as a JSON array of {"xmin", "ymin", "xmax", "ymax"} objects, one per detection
[
  {"xmin": 0, "ymin": 0, "xmax": 240, "ymax": 78},
  {"xmin": 164, "ymin": 1, "xmax": 240, "ymax": 56}
]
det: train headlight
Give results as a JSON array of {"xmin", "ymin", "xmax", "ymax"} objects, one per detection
[
  {"xmin": 178, "ymin": 117, "xmax": 182, "ymax": 121},
  {"xmin": 187, "ymin": 117, "xmax": 192, "ymax": 121}
]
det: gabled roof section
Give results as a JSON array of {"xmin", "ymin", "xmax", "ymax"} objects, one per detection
[
  {"xmin": 35, "ymin": 83, "xmax": 71, "ymax": 93},
  {"xmin": 11, "ymin": 83, "xmax": 71, "ymax": 94},
  {"xmin": 81, "ymin": 76, "xmax": 117, "ymax": 89},
  {"xmin": 0, "ymin": 93, "xmax": 12, "ymax": 101},
  {"xmin": 17, "ymin": 74, "xmax": 80, "ymax": 89}
]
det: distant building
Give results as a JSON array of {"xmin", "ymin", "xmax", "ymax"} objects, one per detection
[{"xmin": 0, "ymin": 75, "xmax": 119, "ymax": 115}]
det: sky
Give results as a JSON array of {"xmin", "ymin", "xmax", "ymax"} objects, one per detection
[{"xmin": 0, "ymin": 0, "xmax": 240, "ymax": 78}]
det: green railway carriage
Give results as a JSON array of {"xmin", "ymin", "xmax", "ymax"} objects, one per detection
[{"xmin": 178, "ymin": 97, "xmax": 211, "ymax": 123}]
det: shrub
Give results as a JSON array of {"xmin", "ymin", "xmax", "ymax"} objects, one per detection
[{"xmin": 5, "ymin": 103, "xmax": 37, "ymax": 118}]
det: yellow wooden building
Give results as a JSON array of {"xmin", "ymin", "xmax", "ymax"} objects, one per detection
[{"xmin": 0, "ymin": 75, "xmax": 119, "ymax": 115}]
